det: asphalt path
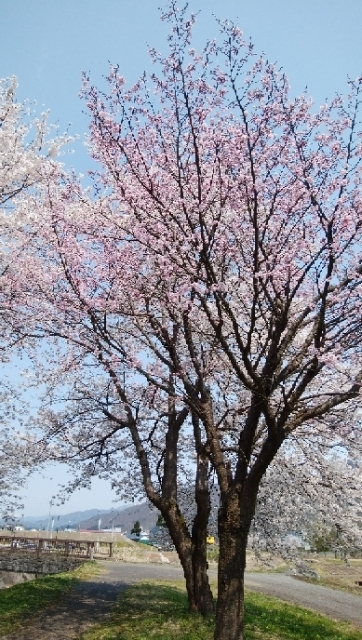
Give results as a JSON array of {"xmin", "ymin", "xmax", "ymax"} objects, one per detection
[
  {"xmin": 102, "ymin": 563, "xmax": 362, "ymax": 627},
  {"xmin": 244, "ymin": 571, "xmax": 362, "ymax": 628},
  {"xmin": 1, "ymin": 561, "xmax": 362, "ymax": 639}
]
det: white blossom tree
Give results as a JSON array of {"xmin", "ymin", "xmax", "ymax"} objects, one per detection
[
  {"xmin": 0, "ymin": 76, "xmax": 69, "ymax": 520},
  {"xmin": 0, "ymin": 76, "xmax": 67, "ymax": 207},
  {"xmin": 252, "ymin": 424, "xmax": 362, "ymax": 560}
]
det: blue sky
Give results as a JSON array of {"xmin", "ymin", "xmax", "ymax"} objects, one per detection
[
  {"xmin": 1, "ymin": 0, "xmax": 362, "ymax": 516},
  {"xmin": 2, "ymin": 0, "xmax": 362, "ymax": 177}
]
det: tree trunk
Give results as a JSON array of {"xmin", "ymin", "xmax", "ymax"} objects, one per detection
[
  {"xmin": 182, "ymin": 549, "xmax": 214, "ymax": 615},
  {"xmin": 131, "ymin": 402, "xmax": 214, "ymax": 616},
  {"xmin": 192, "ymin": 523, "xmax": 214, "ymax": 615},
  {"xmin": 161, "ymin": 502, "xmax": 214, "ymax": 616},
  {"xmin": 177, "ymin": 540, "xmax": 202, "ymax": 613},
  {"xmin": 192, "ymin": 547, "xmax": 215, "ymax": 616},
  {"xmin": 191, "ymin": 448, "xmax": 215, "ymax": 615},
  {"xmin": 214, "ymin": 492, "xmax": 249, "ymax": 640}
]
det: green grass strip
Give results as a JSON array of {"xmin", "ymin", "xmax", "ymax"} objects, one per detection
[
  {"xmin": 245, "ymin": 590, "xmax": 362, "ymax": 640},
  {"xmin": 0, "ymin": 562, "xmax": 98, "ymax": 636},
  {"xmin": 0, "ymin": 572, "xmax": 76, "ymax": 635},
  {"xmin": 79, "ymin": 581, "xmax": 362, "ymax": 640}
]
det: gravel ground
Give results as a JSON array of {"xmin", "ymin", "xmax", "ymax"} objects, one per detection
[{"xmin": 1, "ymin": 562, "xmax": 361, "ymax": 639}]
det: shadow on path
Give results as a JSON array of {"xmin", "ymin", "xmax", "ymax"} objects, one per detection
[{"xmin": 0, "ymin": 564, "xmax": 132, "ymax": 640}]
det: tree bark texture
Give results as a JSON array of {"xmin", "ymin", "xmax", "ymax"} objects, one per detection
[
  {"xmin": 192, "ymin": 451, "xmax": 215, "ymax": 615},
  {"xmin": 131, "ymin": 405, "xmax": 214, "ymax": 615},
  {"xmin": 215, "ymin": 493, "xmax": 244, "ymax": 640},
  {"xmin": 214, "ymin": 490, "xmax": 255, "ymax": 640},
  {"xmin": 165, "ymin": 502, "xmax": 214, "ymax": 616}
]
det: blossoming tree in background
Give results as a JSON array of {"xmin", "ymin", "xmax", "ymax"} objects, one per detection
[
  {"xmin": 252, "ymin": 426, "xmax": 362, "ymax": 561},
  {"xmin": 3, "ymin": 2, "xmax": 362, "ymax": 638},
  {"xmin": 0, "ymin": 77, "xmax": 58, "ymax": 205},
  {"xmin": 0, "ymin": 77, "xmax": 69, "ymax": 520}
]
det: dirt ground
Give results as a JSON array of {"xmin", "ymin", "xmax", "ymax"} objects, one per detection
[
  {"xmin": 95, "ymin": 542, "xmax": 179, "ymax": 565},
  {"xmin": 297, "ymin": 557, "xmax": 362, "ymax": 595}
]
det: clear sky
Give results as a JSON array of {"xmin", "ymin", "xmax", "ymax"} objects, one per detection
[{"xmin": 1, "ymin": 0, "xmax": 362, "ymax": 516}]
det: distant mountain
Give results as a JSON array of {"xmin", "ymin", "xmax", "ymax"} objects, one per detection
[
  {"xmin": 20, "ymin": 509, "xmax": 110, "ymax": 530},
  {"xmin": 17, "ymin": 503, "xmax": 159, "ymax": 533},
  {"xmin": 79, "ymin": 502, "xmax": 158, "ymax": 533}
]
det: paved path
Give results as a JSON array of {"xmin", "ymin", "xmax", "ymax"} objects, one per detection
[
  {"xmin": 244, "ymin": 572, "xmax": 362, "ymax": 628},
  {"xmin": 1, "ymin": 562, "xmax": 361, "ymax": 638}
]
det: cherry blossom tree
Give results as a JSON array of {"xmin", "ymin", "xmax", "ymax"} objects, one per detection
[
  {"xmin": 0, "ymin": 425, "xmax": 36, "ymax": 524},
  {"xmin": 0, "ymin": 76, "xmax": 66, "ymax": 207},
  {"xmin": 0, "ymin": 73, "xmax": 69, "ymax": 350},
  {"xmin": 25, "ymin": 366, "xmax": 215, "ymax": 615},
  {"xmin": 0, "ymin": 77, "xmax": 69, "ymax": 521},
  {"xmin": 252, "ymin": 423, "xmax": 362, "ymax": 561},
  {"xmin": 3, "ymin": 3, "xmax": 362, "ymax": 639},
  {"xmin": 80, "ymin": 8, "xmax": 362, "ymax": 637}
]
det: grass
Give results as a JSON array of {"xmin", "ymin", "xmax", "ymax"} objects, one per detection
[
  {"xmin": 78, "ymin": 580, "xmax": 362, "ymax": 640},
  {"xmin": 0, "ymin": 561, "xmax": 99, "ymax": 636},
  {"xmin": 206, "ymin": 546, "xmax": 219, "ymax": 563},
  {"xmin": 244, "ymin": 591, "xmax": 362, "ymax": 640},
  {"xmin": 78, "ymin": 581, "xmax": 214, "ymax": 640}
]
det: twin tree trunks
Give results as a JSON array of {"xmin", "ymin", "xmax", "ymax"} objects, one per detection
[
  {"xmin": 160, "ymin": 493, "xmax": 256, "ymax": 640},
  {"xmin": 149, "ymin": 472, "xmax": 258, "ymax": 640}
]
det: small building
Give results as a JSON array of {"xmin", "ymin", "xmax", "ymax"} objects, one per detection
[{"xmin": 129, "ymin": 530, "xmax": 150, "ymax": 543}]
